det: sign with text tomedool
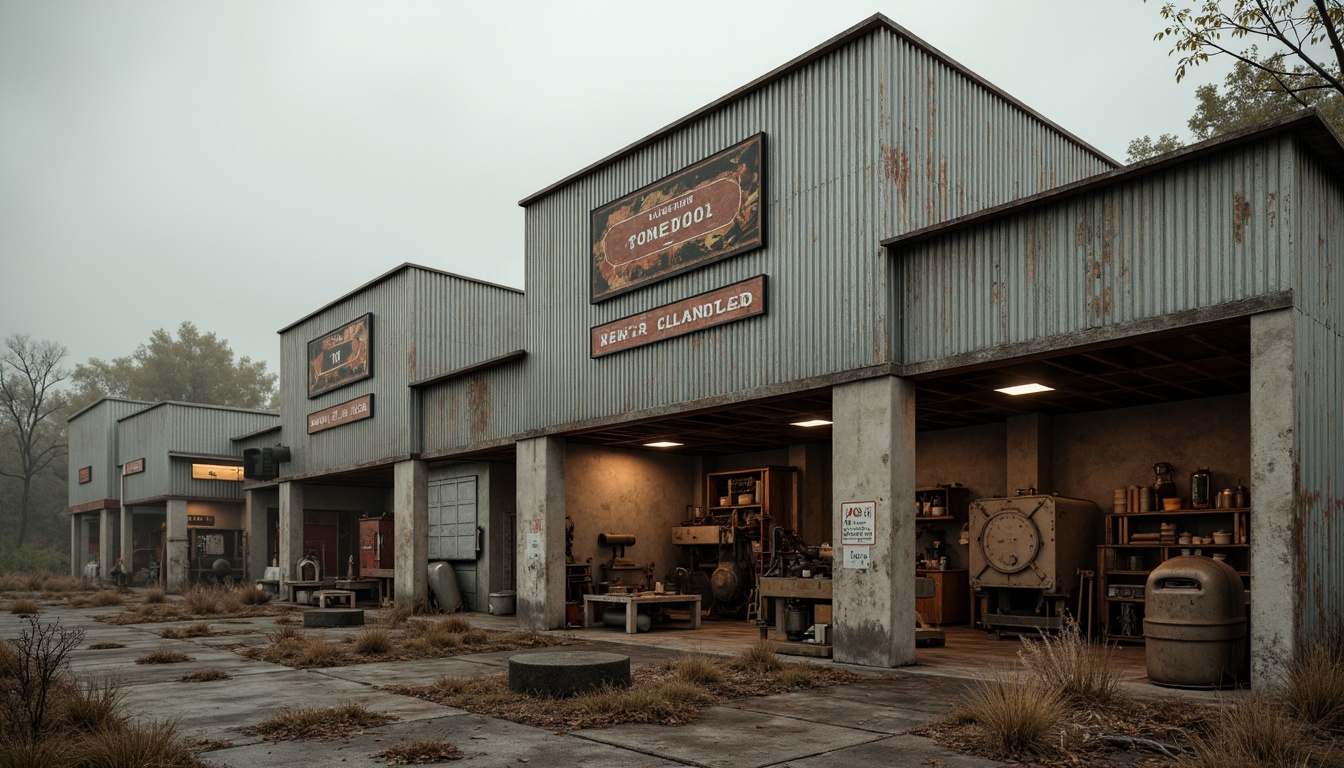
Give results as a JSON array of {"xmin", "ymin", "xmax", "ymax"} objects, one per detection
[
  {"xmin": 307, "ymin": 314, "xmax": 373, "ymax": 398},
  {"xmin": 590, "ymin": 134, "xmax": 765, "ymax": 302},
  {"xmin": 307, "ymin": 394, "xmax": 374, "ymax": 434},
  {"xmin": 591, "ymin": 275, "xmax": 766, "ymax": 357}
]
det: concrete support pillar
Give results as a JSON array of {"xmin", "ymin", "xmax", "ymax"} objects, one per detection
[
  {"xmin": 1250, "ymin": 308, "xmax": 1296, "ymax": 687},
  {"xmin": 393, "ymin": 459, "xmax": 429, "ymax": 607},
  {"xmin": 1006, "ymin": 413, "xmax": 1053, "ymax": 495},
  {"xmin": 515, "ymin": 436, "xmax": 566, "ymax": 630},
  {"xmin": 98, "ymin": 509, "xmax": 114, "ymax": 576},
  {"xmin": 831, "ymin": 376, "xmax": 917, "ymax": 668},
  {"xmin": 164, "ymin": 499, "xmax": 189, "ymax": 593},
  {"xmin": 119, "ymin": 505, "xmax": 133, "ymax": 576},
  {"xmin": 278, "ymin": 481, "xmax": 304, "ymax": 587},
  {"xmin": 243, "ymin": 489, "xmax": 268, "ymax": 581},
  {"xmin": 70, "ymin": 514, "xmax": 82, "ymax": 577}
]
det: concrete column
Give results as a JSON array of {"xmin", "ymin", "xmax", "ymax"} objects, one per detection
[
  {"xmin": 831, "ymin": 376, "xmax": 917, "ymax": 668},
  {"xmin": 119, "ymin": 505, "xmax": 133, "ymax": 576},
  {"xmin": 243, "ymin": 489, "xmax": 267, "ymax": 581},
  {"xmin": 515, "ymin": 436, "xmax": 566, "ymax": 630},
  {"xmin": 164, "ymin": 499, "xmax": 189, "ymax": 593},
  {"xmin": 278, "ymin": 481, "xmax": 305, "ymax": 588},
  {"xmin": 393, "ymin": 459, "xmax": 429, "ymax": 607},
  {"xmin": 70, "ymin": 514, "xmax": 81, "ymax": 577},
  {"xmin": 1006, "ymin": 413, "xmax": 1053, "ymax": 495},
  {"xmin": 98, "ymin": 509, "xmax": 114, "ymax": 577},
  {"xmin": 1250, "ymin": 308, "xmax": 1296, "ymax": 687}
]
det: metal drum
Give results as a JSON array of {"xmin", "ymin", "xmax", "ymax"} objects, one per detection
[{"xmin": 1144, "ymin": 556, "xmax": 1246, "ymax": 688}]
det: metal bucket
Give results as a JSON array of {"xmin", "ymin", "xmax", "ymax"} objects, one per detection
[{"xmin": 488, "ymin": 590, "xmax": 516, "ymax": 616}]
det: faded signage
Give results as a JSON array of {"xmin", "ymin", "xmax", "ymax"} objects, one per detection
[
  {"xmin": 187, "ymin": 515, "xmax": 215, "ymax": 526},
  {"xmin": 840, "ymin": 500, "xmax": 876, "ymax": 546},
  {"xmin": 78, "ymin": 466, "xmax": 91, "ymax": 484},
  {"xmin": 843, "ymin": 546, "xmax": 871, "ymax": 570},
  {"xmin": 591, "ymin": 275, "xmax": 767, "ymax": 357},
  {"xmin": 307, "ymin": 313, "xmax": 373, "ymax": 398},
  {"xmin": 590, "ymin": 134, "xmax": 765, "ymax": 302},
  {"xmin": 122, "ymin": 458, "xmax": 144, "ymax": 476},
  {"xmin": 307, "ymin": 394, "xmax": 374, "ymax": 434}
]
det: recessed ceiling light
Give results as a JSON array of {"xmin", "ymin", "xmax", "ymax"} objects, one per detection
[
  {"xmin": 790, "ymin": 419, "xmax": 833, "ymax": 428},
  {"xmin": 995, "ymin": 383, "xmax": 1055, "ymax": 396},
  {"xmin": 644, "ymin": 441, "xmax": 683, "ymax": 448}
]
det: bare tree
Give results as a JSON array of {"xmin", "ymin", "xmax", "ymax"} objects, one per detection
[{"xmin": 0, "ymin": 335, "xmax": 69, "ymax": 549}]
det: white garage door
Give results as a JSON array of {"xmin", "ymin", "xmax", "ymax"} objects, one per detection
[{"xmin": 428, "ymin": 476, "xmax": 477, "ymax": 560}]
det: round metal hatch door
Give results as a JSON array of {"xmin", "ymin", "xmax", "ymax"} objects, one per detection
[{"xmin": 980, "ymin": 510, "xmax": 1042, "ymax": 574}]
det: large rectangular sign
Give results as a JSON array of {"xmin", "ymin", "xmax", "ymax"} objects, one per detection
[
  {"xmin": 591, "ymin": 275, "xmax": 766, "ymax": 357},
  {"xmin": 307, "ymin": 394, "xmax": 374, "ymax": 434},
  {"xmin": 307, "ymin": 313, "xmax": 373, "ymax": 398},
  {"xmin": 590, "ymin": 133, "xmax": 765, "ymax": 302}
]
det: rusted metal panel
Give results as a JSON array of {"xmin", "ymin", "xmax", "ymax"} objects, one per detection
[
  {"xmin": 518, "ymin": 26, "xmax": 1111, "ymax": 435},
  {"xmin": 895, "ymin": 136, "xmax": 1297, "ymax": 366},
  {"xmin": 115, "ymin": 403, "xmax": 278, "ymax": 502},
  {"xmin": 1292, "ymin": 146, "xmax": 1344, "ymax": 639},
  {"xmin": 66, "ymin": 398, "xmax": 152, "ymax": 507}
]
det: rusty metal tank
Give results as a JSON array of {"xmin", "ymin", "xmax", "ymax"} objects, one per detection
[
  {"xmin": 1144, "ymin": 556, "xmax": 1246, "ymax": 688},
  {"xmin": 969, "ymin": 495, "xmax": 1099, "ymax": 632}
]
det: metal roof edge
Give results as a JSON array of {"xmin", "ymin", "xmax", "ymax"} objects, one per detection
[
  {"xmin": 231, "ymin": 424, "xmax": 283, "ymax": 442},
  {"xmin": 67, "ymin": 396, "xmax": 156, "ymax": 424},
  {"xmin": 882, "ymin": 110, "xmax": 1344, "ymax": 250},
  {"xmin": 115, "ymin": 400, "xmax": 281, "ymax": 423},
  {"xmin": 518, "ymin": 13, "xmax": 1115, "ymax": 207},
  {"xmin": 277, "ymin": 262, "xmax": 524, "ymax": 335},
  {"xmin": 408, "ymin": 349, "xmax": 528, "ymax": 389}
]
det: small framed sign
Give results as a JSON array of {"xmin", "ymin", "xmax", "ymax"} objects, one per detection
[
  {"xmin": 78, "ymin": 466, "xmax": 92, "ymax": 484},
  {"xmin": 122, "ymin": 458, "xmax": 145, "ymax": 476},
  {"xmin": 840, "ymin": 500, "xmax": 877, "ymax": 546}
]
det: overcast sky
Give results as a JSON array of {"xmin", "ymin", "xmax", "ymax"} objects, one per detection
[{"xmin": 0, "ymin": 1, "xmax": 1227, "ymax": 381}]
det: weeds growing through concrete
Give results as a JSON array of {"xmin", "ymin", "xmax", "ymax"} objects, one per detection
[
  {"xmin": 158, "ymin": 622, "xmax": 215, "ymax": 639},
  {"xmin": 143, "ymin": 587, "xmax": 167, "ymax": 604},
  {"xmin": 1184, "ymin": 693, "xmax": 1325, "ymax": 768},
  {"xmin": 9, "ymin": 598, "xmax": 39, "ymax": 615},
  {"xmin": 245, "ymin": 617, "xmax": 562, "ymax": 668},
  {"xmin": 952, "ymin": 668, "xmax": 1067, "ymax": 757},
  {"xmin": 242, "ymin": 702, "xmax": 397, "ymax": 741},
  {"xmin": 1018, "ymin": 617, "xmax": 1121, "ymax": 705},
  {"xmin": 135, "ymin": 649, "xmax": 192, "ymax": 664},
  {"xmin": 180, "ymin": 669, "xmax": 232, "ymax": 683},
  {"xmin": 374, "ymin": 739, "xmax": 464, "ymax": 763},
  {"xmin": 1281, "ymin": 638, "xmax": 1344, "ymax": 733}
]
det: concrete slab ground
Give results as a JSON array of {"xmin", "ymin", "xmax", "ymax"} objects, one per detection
[{"xmin": 0, "ymin": 595, "xmax": 1212, "ymax": 767}]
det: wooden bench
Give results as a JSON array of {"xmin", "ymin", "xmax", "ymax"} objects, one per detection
[
  {"xmin": 582, "ymin": 593, "xmax": 701, "ymax": 633},
  {"xmin": 314, "ymin": 589, "xmax": 355, "ymax": 609}
]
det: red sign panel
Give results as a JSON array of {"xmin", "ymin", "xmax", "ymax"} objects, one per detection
[
  {"xmin": 591, "ymin": 134, "xmax": 765, "ymax": 302},
  {"xmin": 307, "ymin": 314, "xmax": 373, "ymax": 398},
  {"xmin": 78, "ymin": 466, "xmax": 92, "ymax": 484},
  {"xmin": 591, "ymin": 275, "xmax": 767, "ymax": 357},
  {"xmin": 123, "ymin": 458, "xmax": 144, "ymax": 476},
  {"xmin": 307, "ymin": 394, "xmax": 374, "ymax": 434}
]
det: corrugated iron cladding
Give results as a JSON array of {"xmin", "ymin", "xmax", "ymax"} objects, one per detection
[
  {"xmin": 421, "ymin": 371, "xmax": 526, "ymax": 453},
  {"xmin": 521, "ymin": 28, "xmax": 1110, "ymax": 432},
  {"xmin": 116, "ymin": 404, "xmax": 277, "ymax": 500},
  {"xmin": 896, "ymin": 136, "xmax": 1296, "ymax": 365},
  {"xmin": 1293, "ymin": 147, "xmax": 1344, "ymax": 638},
  {"xmin": 410, "ymin": 269, "xmax": 525, "ymax": 382},
  {"xmin": 67, "ymin": 399, "xmax": 151, "ymax": 505}
]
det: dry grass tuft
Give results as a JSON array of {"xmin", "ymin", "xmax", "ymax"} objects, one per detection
[
  {"xmin": 143, "ymin": 587, "xmax": 167, "ymax": 604},
  {"xmin": 380, "ymin": 603, "xmax": 412, "ymax": 626},
  {"xmin": 952, "ymin": 668, "xmax": 1067, "ymax": 758},
  {"xmin": 83, "ymin": 590, "xmax": 124, "ymax": 607},
  {"xmin": 439, "ymin": 615, "xmax": 472, "ymax": 634},
  {"xmin": 135, "ymin": 649, "xmax": 193, "ymax": 664},
  {"xmin": 181, "ymin": 669, "xmax": 232, "ymax": 683},
  {"xmin": 293, "ymin": 636, "xmax": 345, "ymax": 668},
  {"xmin": 1280, "ymin": 638, "xmax": 1344, "ymax": 733},
  {"xmin": 60, "ymin": 678, "xmax": 126, "ymax": 733},
  {"xmin": 354, "ymin": 628, "xmax": 393, "ymax": 655},
  {"xmin": 664, "ymin": 653, "xmax": 724, "ymax": 685},
  {"xmin": 77, "ymin": 718, "xmax": 210, "ymax": 767},
  {"xmin": 10, "ymin": 598, "xmax": 39, "ymax": 616},
  {"xmin": 1018, "ymin": 617, "xmax": 1122, "ymax": 705},
  {"xmin": 85, "ymin": 642, "xmax": 125, "ymax": 650},
  {"xmin": 240, "ymin": 587, "xmax": 271, "ymax": 605},
  {"xmin": 375, "ymin": 739, "xmax": 464, "ymax": 764},
  {"xmin": 1184, "ymin": 693, "xmax": 1325, "ymax": 768},
  {"xmin": 242, "ymin": 702, "xmax": 397, "ymax": 741},
  {"xmin": 273, "ymin": 613, "xmax": 296, "ymax": 625},
  {"xmin": 159, "ymin": 622, "xmax": 214, "ymax": 639},
  {"xmin": 268, "ymin": 624, "xmax": 301, "ymax": 642},
  {"xmin": 37, "ymin": 575, "xmax": 91, "ymax": 593},
  {"xmin": 732, "ymin": 640, "xmax": 783, "ymax": 673}
]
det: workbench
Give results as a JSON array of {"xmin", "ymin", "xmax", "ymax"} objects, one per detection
[
  {"xmin": 758, "ymin": 576, "xmax": 832, "ymax": 640},
  {"xmin": 582, "ymin": 593, "xmax": 702, "ymax": 633}
]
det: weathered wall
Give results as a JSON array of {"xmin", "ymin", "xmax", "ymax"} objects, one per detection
[
  {"xmin": 916, "ymin": 422, "xmax": 1008, "ymax": 500},
  {"xmin": 564, "ymin": 444, "xmax": 697, "ymax": 590}
]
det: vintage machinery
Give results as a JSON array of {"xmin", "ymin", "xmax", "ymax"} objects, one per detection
[
  {"xmin": 359, "ymin": 516, "xmax": 394, "ymax": 577},
  {"xmin": 668, "ymin": 504, "xmax": 759, "ymax": 615},
  {"xmin": 969, "ymin": 494, "xmax": 1099, "ymax": 634},
  {"xmin": 597, "ymin": 533, "xmax": 653, "ymax": 593},
  {"xmin": 187, "ymin": 528, "xmax": 244, "ymax": 585}
]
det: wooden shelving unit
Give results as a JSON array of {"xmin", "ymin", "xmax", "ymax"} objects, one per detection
[
  {"xmin": 705, "ymin": 467, "xmax": 797, "ymax": 581},
  {"xmin": 1097, "ymin": 507, "xmax": 1251, "ymax": 642}
]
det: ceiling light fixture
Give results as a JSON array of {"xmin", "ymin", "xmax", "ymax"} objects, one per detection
[
  {"xmin": 995, "ymin": 383, "xmax": 1055, "ymax": 396},
  {"xmin": 790, "ymin": 419, "xmax": 834, "ymax": 427},
  {"xmin": 644, "ymin": 441, "xmax": 684, "ymax": 448}
]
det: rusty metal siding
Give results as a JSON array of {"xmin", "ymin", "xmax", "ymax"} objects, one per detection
[
  {"xmin": 520, "ymin": 27, "xmax": 1111, "ymax": 433},
  {"xmin": 1292, "ymin": 145, "xmax": 1344, "ymax": 638},
  {"xmin": 895, "ymin": 136, "xmax": 1297, "ymax": 365},
  {"xmin": 410, "ymin": 270, "xmax": 524, "ymax": 382},
  {"xmin": 66, "ymin": 399, "xmax": 151, "ymax": 507},
  {"xmin": 278, "ymin": 271, "xmax": 416, "ymax": 476},
  {"xmin": 421, "ymin": 370, "xmax": 526, "ymax": 452}
]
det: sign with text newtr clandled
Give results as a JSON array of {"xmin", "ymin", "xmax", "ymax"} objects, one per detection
[{"xmin": 590, "ymin": 134, "xmax": 765, "ymax": 302}]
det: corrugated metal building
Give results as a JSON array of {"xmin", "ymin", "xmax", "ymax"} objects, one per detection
[{"xmin": 71, "ymin": 13, "xmax": 1344, "ymax": 687}]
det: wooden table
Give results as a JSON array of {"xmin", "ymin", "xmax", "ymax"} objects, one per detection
[
  {"xmin": 582, "ymin": 593, "xmax": 702, "ymax": 633},
  {"xmin": 333, "ymin": 578, "xmax": 382, "ymax": 604},
  {"xmin": 285, "ymin": 580, "xmax": 324, "ymax": 605}
]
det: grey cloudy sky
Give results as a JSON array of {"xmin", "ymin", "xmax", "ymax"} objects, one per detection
[{"xmin": 1, "ymin": 1, "xmax": 1224, "ymax": 380}]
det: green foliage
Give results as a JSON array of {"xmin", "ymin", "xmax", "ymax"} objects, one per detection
[
  {"xmin": 1189, "ymin": 54, "xmax": 1344, "ymax": 138},
  {"xmin": 71, "ymin": 321, "xmax": 276, "ymax": 411},
  {"xmin": 0, "ymin": 544, "xmax": 69, "ymax": 575},
  {"xmin": 1126, "ymin": 133, "xmax": 1187, "ymax": 162}
]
